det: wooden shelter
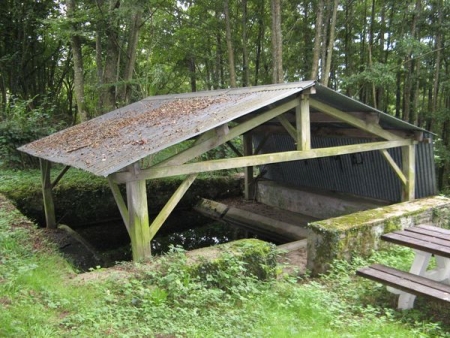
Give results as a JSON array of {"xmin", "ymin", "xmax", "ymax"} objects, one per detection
[{"xmin": 19, "ymin": 81, "xmax": 434, "ymax": 261}]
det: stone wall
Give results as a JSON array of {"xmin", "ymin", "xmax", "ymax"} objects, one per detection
[{"xmin": 307, "ymin": 196, "xmax": 450, "ymax": 275}]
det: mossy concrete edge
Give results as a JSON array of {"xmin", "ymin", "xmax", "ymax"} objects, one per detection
[{"xmin": 306, "ymin": 196, "xmax": 450, "ymax": 276}]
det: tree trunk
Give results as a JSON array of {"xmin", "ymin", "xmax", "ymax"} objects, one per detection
[
  {"xmin": 254, "ymin": 1, "xmax": 265, "ymax": 86},
  {"xmin": 188, "ymin": 56, "xmax": 197, "ymax": 92},
  {"xmin": 271, "ymin": 0, "xmax": 283, "ymax": 83},
  {"xmin": 311, "ymin": 0, "xmax": 324, "ymax": 80},
  {"xmin": 67, "ymin": 0, "xmax": 87, "ymax": 123},
  {"xmin": 242, "ymin": 0, "xmax": 250, "ymax": 87},
  {"xmin": 319, "ymin": 1, "xmax": 331, "ymax": 83},
  {"xmin": 119, "ymin": 8, "xmax": 142, "ymax": 104},
  {"xmin": 322, "ymin": 0, "xmax": 338, "ymax": 87},
  {"xmin": 403, "ymin": 0, "xmax": 421, "ymax": 122},
  {"xmin": 100, "ymin": 0, "xmax": 121, "ymax": 113},
  {"xmin": 224, "ymin": 0, "xmax": 237, "ymax": 88},
  {"xmin": 428, "ymin": 0, "xmax": 443, "ymax": 132}
]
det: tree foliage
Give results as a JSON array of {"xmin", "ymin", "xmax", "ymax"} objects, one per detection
[{"xmin": 1, "ymin": 0, "xmax": 450, "ymax": 188}]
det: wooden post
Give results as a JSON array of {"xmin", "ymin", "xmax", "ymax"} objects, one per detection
[
  {"xmin": 243, "ymin": 132, "xmax": 254, "ymax": 200},
  {"xmin": 40, "ymin": 159, "xmax": 56, "ymax": 229},
  {"xmin": 401, "ymin": 145, "xmax": 415, "ymax": 201},
  {"xmin": 126, "ymin": 164, "xmax": 151, "ymax": 261},
  {"xmin": 297, "ymin": 94, "xmax": 311, "ymax": 150}
]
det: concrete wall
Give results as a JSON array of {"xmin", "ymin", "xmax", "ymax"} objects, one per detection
[
  {"xmin": 254, "ymin": 180, "xmax": 450, "ymax": 276},
  {"xmin": 307, "ymin": 196, "xmax": 450, "ymax": 275},
  {"xmin": 256, "ymin": 180, "xmax": 388, "ymax": 219}
]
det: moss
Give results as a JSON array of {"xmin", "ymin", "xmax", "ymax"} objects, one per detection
[
  {"xmin": 188, "ymin": 239, "xmax": 278, "ymax": 282},
  {"xmin": 0, "ymin": 169, "xmax": 243, "ymax": 227}
]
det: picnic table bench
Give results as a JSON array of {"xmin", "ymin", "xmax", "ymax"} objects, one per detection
[{"xmin": 357, "ymin": 224, "xmax": 450, "ymax": 309}]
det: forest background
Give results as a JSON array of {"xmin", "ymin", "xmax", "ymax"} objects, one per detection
[{"xmin": 1, "ymin": 0, "xmax": 449, "ymax": 190}]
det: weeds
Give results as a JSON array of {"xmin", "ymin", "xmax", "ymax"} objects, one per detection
[{"xmin": 2, "ymin": 192, "xmax": 450, "ymax": 337}]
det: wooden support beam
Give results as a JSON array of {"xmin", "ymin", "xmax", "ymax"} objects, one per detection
[
  {"xmin": 243, "ymin": 133, "xmax": 254, "ymax": 200},
  {"xmin": 277, "ymin": 114, "xmax": 297, "ymax": 141},
  {"xmin": 112, "ymin": 139, "xmax": 414, "ymax": 182},
  {"xmin": 402, "ymin": 145, "xmax": 416, "ymax": 201},
  {"xmin": 51, "ymin": 165, "xmax": 71, "ymax": 189},
  {"xmin": 310, "ymin": 98, "xmax": 402, "ymax": 141},
  {"xmin": 149, "ymin": 174, "xmax": 198, "ymax": 241},
  {"xmin": 297, "ymin": 94, "xmax": 311, "ymax": 150},
  {"xmin": 153, "ymin": 98, "xmax": 301, "ymax": 168},
  {"xmin": 126, "ymin": 164, "xmax": 151, "ymax": 261},
  {"xmin": 108, "ymin": 177, "xmax": 130, "ymax": 233},
  {"xmin": 254, "ymin": 133, "xmax": 270, "ymax": 155},
  {"xmin": 40, "ymin": 159, "xmax": 56, "ymax": 229},
  {"xmin": 379, "ymin": 150, "xmax": 407, "ymax": 185},
  {"xmin": 310, "ymin": 111, "xmax": 380, "ymax": 124},
  {"xmin": 226, "ymin": 141, "xmax": 242, "ymax": 157}
]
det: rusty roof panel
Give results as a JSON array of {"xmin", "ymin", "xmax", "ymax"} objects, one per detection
[{"xmin": 19, "ymin": 81, "xmax": 315, "ymax": 176}]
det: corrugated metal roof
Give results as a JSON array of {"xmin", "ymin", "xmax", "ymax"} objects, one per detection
[
  {"xmin": 19, "ymin": 82, "xmax": 315, "ymax": 176},
  {"xmin": 313, "ymin": 84, "xmax": 430, "ymax": 133},
  {"xmin": 18, "ymin": 81, "xmax": 429, "ymax": 177}
]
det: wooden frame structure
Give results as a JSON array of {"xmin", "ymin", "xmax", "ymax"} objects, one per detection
[{"xmin": 32, "ymin": 83, "xmax": 425, "ymax": 261}]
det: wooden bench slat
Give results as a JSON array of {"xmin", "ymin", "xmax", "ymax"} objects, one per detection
[
  {"xmin": 393, "ymin": 229, "xmax": 450, "ymax": 247},
  {"xmin": 357, "ymin": 264, "xmax": 450, "ymax": 302},
  {"xmin": 416, "ymin": 224, "xmax": 450, "ymax": 236},
  {"xmin": 369, "ymin": 264, "xmax": 450, "ymax": 293},
  {"xmin": 407, "ymin": 227, "xmax": 450, "ymax": 242},
  {"xmin": 381, "ymin": 233, "xmax": 450, "ymax": 258}
]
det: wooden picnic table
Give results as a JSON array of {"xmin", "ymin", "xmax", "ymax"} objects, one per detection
[{"xmin": 357, "ymin": 224, "xmax": 450, "ymax": 310}]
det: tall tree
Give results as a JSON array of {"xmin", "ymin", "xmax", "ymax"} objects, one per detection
[
  {"xmin": 311, "ymin": 0, "xmax": 324, "ymax": 80},
  {"xmin": 224, "ymin": 0, "xmax": 237, "ymax": 88},
  {"xmin": 271, "ymin": 0, "xmax": 283, "ymax": 83},
  {"xmin": 66, "ymin": 0, "xmax": 87, "ymax": 122},
  {"xmin": 322, "ymin": 0, "xmax": 338, "ymax": 87},
  {"xmin": 118, "ymin": 7, "xmax": 143, "ymax": 103},
  {"xmin": 241, "ymin": 0, "xmax": 250, "ymax": 87}
]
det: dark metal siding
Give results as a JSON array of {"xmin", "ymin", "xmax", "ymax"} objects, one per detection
[{"xmin": 254, "ymin": 135, "xmax": 436, "ymax": 202}]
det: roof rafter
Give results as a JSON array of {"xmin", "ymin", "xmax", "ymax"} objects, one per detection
[{"xmin": 309, "ymin": 98, "xmax": 404, "ymax": 141}]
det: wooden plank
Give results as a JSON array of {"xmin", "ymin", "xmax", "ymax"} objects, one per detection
[
  {"xmin": 401, "ymin": 145, "xmax": 415, "ymax": 201},
  {"xmin": 107, "ymin": 177, "xmax": 129, "ymax": 233},
  {"xmin": 154, "ymin": 98, "xmax": 301, "ymax": 168},
  {"xmin": 297, "ymin": 94, "xmax": 311, "ymax": 150},
  {"xmin": 148, "ymin": 174, "xmax": 198, "ymax": 241},
  {"xmin": 226, "ymin": 141, "xmax": 242, "ymax": 157},
  {"xmin": 417, "ymin": 224, "xmax": 450, "ymax": 236},
  {"xmin": 310, "ymin": 98, "xmax": 404, "ymax": 141},
  {"xmin": 243, "ymin": 133, "xmax": 254, "ymax": 200},
  {"xmin": 392, "ymin": 230, "xmax": 450, "ymax": 247},
  {"xmin": 51, "ymin": 165, "xmax": 71, "ymax": 188},
  {"xmin": 407, "ymin": 226, "xmax": 450, "ymax": 242},
  {"xmin": 379, "ymin": 149, "xmax": 407, "ymax": 185},
  {"xmin": 366, "ymin": 264, "xmax": 450, "ymax": 294},
  {"xmin": 126, "ymin": 164, "xmax": 151, "ymax": 261},
  {"xmin": 382, "ymin": 232, "xmax": 450, "ymax": 258},
  {"xmin": 40, "ymin": 159, "xmax": 56, "ymax": 229},
  {"xmin": 310, "ymin": 111, "xmax": 380, "ymax": 124},
  {"xmin": 194, "ymin": 198, "xmax": 309, "ymax": 242},
  {"xmin": 111, "ymin": 139, "xmax": 414, "ymax": 183},
  {"xmin": 310, "ymin": 126, "xmax": 415, "ymax": 139},
  {"xmin": 254, "ymin": 133, "xmax": 270, "ymax": 155},
  {"xmin": 357, "ymin": 264, "xmax": 450, "ymax": 300},
  {"xmin": 277, "ymin": 114, "xmax": 297, "ymax": 141}
]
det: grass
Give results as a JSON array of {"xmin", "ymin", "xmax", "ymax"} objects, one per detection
[{"xmin": 2, "ymin": 191, "xmax": 450, "ymax": 338}]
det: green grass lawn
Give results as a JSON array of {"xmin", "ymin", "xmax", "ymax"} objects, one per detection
[{"xmin": 1, "ymin": 191, "xmax": 450, "ymax": 338}]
